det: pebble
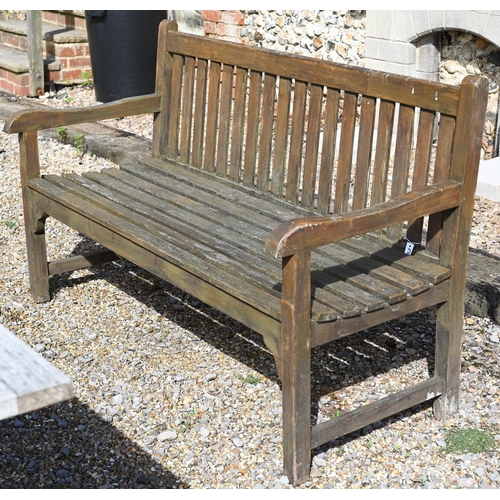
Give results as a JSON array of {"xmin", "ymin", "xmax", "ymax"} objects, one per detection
[
  {"xmin": 232, "ymin": 437, "xmax": 244, "ymax": 447},
  {"xmin": 0, "ymin": 86, "xmax": 499, "ymax": 489},
  {"xmin": 56, "ymin": 469, "xmax": 69, "ymax": 479},
  {"xmin": 157, "ymin": 430, "xmax": 178, "ymax": 442}
]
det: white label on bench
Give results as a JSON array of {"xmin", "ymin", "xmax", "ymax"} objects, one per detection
[{"xmin": 404, "ymin": 241, "xmax": 414, "ymax": 255}]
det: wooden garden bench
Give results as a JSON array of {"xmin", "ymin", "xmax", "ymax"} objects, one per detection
[{"xmin": 4, "ymin": 20, "xmax": 488, "ymax": 484}]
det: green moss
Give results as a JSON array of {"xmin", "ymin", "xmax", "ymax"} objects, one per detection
[{"xmin": 442, "ymin": 428, "xmax": 496, "ymax": 454}]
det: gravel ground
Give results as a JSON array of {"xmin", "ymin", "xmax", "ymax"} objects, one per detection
[{"xmin": 0, "ymin": 86, "xmax": 499, "ymax": 489}]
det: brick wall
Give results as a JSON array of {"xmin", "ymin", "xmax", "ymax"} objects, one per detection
[{"xmin": 202, "ymin": 10, "xmax": 245, "ymax": 43}]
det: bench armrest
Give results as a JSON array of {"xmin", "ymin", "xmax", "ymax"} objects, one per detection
[
  {"xmin": 3, "ymin": 93, "xmax": 162, "ymax": 134},
  {"xmin": 264, "ymin": 181, "xmax": 462, "ymax": 259}
]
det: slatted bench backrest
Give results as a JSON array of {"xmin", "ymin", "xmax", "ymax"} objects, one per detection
[{"xmin": 152, "ymin": 21, "xmax": 485, "ymax": 258}]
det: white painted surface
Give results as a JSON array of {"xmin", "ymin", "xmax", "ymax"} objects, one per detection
[{"xmin": 0, "ymin": 324, "xmax": 73, "ymax": 420}]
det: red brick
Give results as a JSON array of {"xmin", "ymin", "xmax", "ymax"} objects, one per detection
[
  {"xmin": 5, "ymin": 33, "xmax": 21, "ymax": 48},
  {"xmin": 74, "ymin": 44, "xmax": 89, "ymax": 56},
  {"xmin": 1, "ymin": 80, "xmax": 14, "ymax": 94},
  {"xmin": 74, "ymin": 17, "xmax": 86, "ymax": 30},
  {"xmin": 204, "ymin": 21, "xmax": 217, "ymax": 35},
  {"xmin": 221, "ymin": 11, "xmax": 245, "ymax": 26},
  {"xmin": 60, "ymin": 69, "xmax": 82, "ymax": 82},
  {"xmin": 56, "ymin": 46, "xmax": 76, "ymax": 57},
  {"xmin": 69, "ymin": 56, "xmax": 91, "ymax": 68},
  {"xmin": 47, "ymin": 70, "xmax": 61, "ymax": 81},
  {"xmin": 216, "ymin": 23, "xmax": 226, "ymax": 37},
  {"xmin": 202, "ymin": 10, "xmax": 222, "ymax": 22},
  {"xmin": 43, "ymin": 12, "xmax": 57, "ymax": 23},
  {"xmin": 19, "ymin": 74, "xmax": 29, "ymax": 86}
]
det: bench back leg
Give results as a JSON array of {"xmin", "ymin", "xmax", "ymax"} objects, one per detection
[
  {"xmin": 281, "ymin": 251, "xmax": 312, "ymax": 484},
  {"xmin": 19, "ymin": 132, "xmax": 50, "ymax": 303},
  {"xmin": 433, "ymin": 298, "xmax": 463, "ymax": 419}
]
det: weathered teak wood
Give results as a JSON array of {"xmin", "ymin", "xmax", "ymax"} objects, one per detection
[
  {"xmin": 27, "ymin": 10, "xmax": 44, "ymax": 97},
  {"xmin": 5, "ymin": 94, "xmax": 162, "ymax": 134},
  {"xmin": 4, "ymin": 19, "xmax": 489, "ymax": 486},
  {"xmin": 0, "ymin": 325, "xmax": 73, "ymax": 420}
]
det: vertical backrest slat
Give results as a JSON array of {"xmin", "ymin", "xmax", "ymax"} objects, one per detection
[
  {"xmin": 178, "ymin": 55, "xmax": 195, "ymax": 164},
  {"xmin": 301, "ymin": 84, "xmax": 323, "ymax": 210},
  {"xmin": 426, "ymin": 114, "xmax": 456, "ymax": 254},
  {"xmin": 203, "ymin": 61, "xmax": 221, "ymax": 172},
  {"xmin": 352, "ymin": 96, "xmax": 376, "ymax": 211},
  {"xmin": 406, "ymin": 109, "xmax": 435, "ymax": 242},
  {"xmin": 333, "ymin": 91, "xmax": 357, "ymax": 213},
  {"xmin": 370, "ymin": 100, "xmax": 395, "ymax": 208},
  {"xmin": 216, "ymin": 63, "xmax": 234, "ymax": 177},
  {"xmin": 271, "ymin": 77, "xmax": 292, "ymax": 197},
  {"xmin": 317, "ymin": 88, "xmax": 340, "ymax": 215},
  {"xmin": 229, "ymin": 67, "xmax": 248, "ymax": 182},
  {"xmin": 256, "ymin": 73, "xmax": 277, "ymax": 192},
  {"xmin": 191, "ymin": 58, "xmax": 208, "ymax": 169},
  {"xmin": 167, "ymin": 53, "xmax": 184, "ymax": 159},
  {"xmin": 387, "ymin": 104, "xmax": 415, "ymax": 241},
  {"xmin": 153, "ymin": 19, "xmax": 174, "ymax": 158},
  {"xmin": 286, "ymin": 81, "xmax": 307, "ymax": 204},
  {"xmin": 243, "ymin": 70, "xmax": 262, "ymax": 187}
]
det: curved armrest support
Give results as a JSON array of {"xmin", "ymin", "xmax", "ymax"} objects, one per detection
[
  {"xmin": 3, "ymin": 93, "xmax": 162, "ymax": 134},
  {"xmin": 265, "ymin": 181, "xmax": 462, "ymax": 259}
]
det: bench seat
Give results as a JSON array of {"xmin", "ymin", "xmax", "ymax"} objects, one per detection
[{"xmin": 28, "ymin": 158, "xmax": 452, "ymax": 354}]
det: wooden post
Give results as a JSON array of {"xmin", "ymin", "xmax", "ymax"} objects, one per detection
[
  {"xmin": 19, "ymin": 132, "xmax": 50, "ymax": 302},
  {"xmin": 434, "ymin": 76, "xmax": 489, "ymax": 419},
  {"xmin": 27, "ymin": 10, "xmax": 44, "ymax": 97},
  {"xmin": 281, "ymin": 251, "xmax": 312, "ymax": 485}
]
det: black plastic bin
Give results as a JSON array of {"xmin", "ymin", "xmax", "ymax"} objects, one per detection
[{"xmin": 85, "ymin": 10, "xmax": 167, "ymax": 103}]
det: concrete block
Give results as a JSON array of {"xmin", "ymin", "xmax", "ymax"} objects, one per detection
[
  {"xmin": 428, "ymin": 10, "xmax": 445, "ymax": 31},
  {"xmin": 375, "ymin": 10, "xmax": 393, "ymax": 40},
  {"xmin": 411, "ymin": 10, "xmax": 431, "ymax": 37},
  {"xmin": 364, "ymin": 58, "xmax": 415, "ymax": 77},
  {"xmin": 365, "ymin": 11, "xmax": 378, "ymax": 38},
  {"xmin": 468, "ymin": 11, "xmax": 490, "ymax": 37},
  {"xmin": 364, "ymin": 37, "xmax": 379, "ymax": 59},
  {"xmin": 378, "ymin": 39, "xmax": 416, "ymax": 65},
  {"xmin": 477, "ymin": 156, "xmax": 500, "ymax": 202},
  {"xmin": 484, "ymin": 15, "xmax": 500, "ymax": 47},
  {"xmin": 444, "ymin": 10, "xmax": 470, "ymax": 31},
  {"xmin": 392, "ymin": 11, "xmax": 415, "ymax": 42},
  {"xmin": 416, "ymin": 70, "xmax": 439, "ymax": 82},
  {"xmin": 416, "ymin": 34, "xmax": 440, "ymax": 76}
]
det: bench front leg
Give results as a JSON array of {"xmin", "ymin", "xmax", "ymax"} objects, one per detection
[
  {"xmin": 281, "ymin": 251, "xmax": 312, "ymax": 485},
  {"xmin": 19, "ymin": 132, "xmax": 50, "ymax": 303}
]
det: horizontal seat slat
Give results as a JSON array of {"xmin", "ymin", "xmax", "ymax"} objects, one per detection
[
  {"xmin": 311, "ymin": 251, "xmax": 407, "ymax": 305},
  {"xmin": 122, "ymin": 162, "xmax": 280, "ymax": 231},
  {"xmin": 339, "ymin": 237, "xmax": 451, "ymax": 285},
  {"xmin": 319, "ymin": 243, "xmax": 431, "ymax": 296},
  {"xmin": 138, "ymin": 157, "xmax": 307, "ymax": 221}
]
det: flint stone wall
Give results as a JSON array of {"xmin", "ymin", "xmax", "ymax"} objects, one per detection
[{"xmin": 240, "ymin": 10, "xmax": 366, "ymax": 66}]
